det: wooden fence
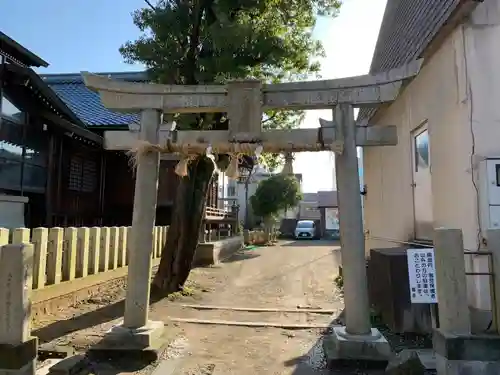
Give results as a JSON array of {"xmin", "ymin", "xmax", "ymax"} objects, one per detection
[{"xmin": 0, "ymin": 225, "xmax": 169, "ymax": 291}]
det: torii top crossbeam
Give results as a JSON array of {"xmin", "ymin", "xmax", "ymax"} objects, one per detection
[
  {"xmin": 82, "ymin": 59, "xmax": 422, "ymax": 113},
  {"xmin": 81, "ymin": 60, "xmax": 422, "ymax": 156}
]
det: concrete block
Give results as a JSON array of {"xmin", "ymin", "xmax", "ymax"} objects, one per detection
[
  {"xmin": 89, "ymin": 320, "xmax": 166, "ymax": 361},
  {"xmin": 192, "ymin": 236, "xmax": 244, "ymax": 266},
  {"xmin": 323, "ymin": 326, "xmax": 392, "ymax": 363},
  {"xmin": 433, "ymin": 329, "xmax": 500, "ymax": 361},
  {"xmin": 436, "ymin": 354, "xmax": 500, "ymax": 375},
  {"xmin": 0, "ymin": 337, "xmax": 37, "ymax": 371},
  {"xmin": 433, "ymin": 329, "xmax": 500, "ymax": 375}
]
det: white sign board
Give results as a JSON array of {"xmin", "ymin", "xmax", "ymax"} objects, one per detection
[
  {"xmin": 325, "ymin": 208, "xmax": 339, "ymax": 230},
  {"xmin": 406, "ymin": 248, "xmax": 438, "ymax": 304}
]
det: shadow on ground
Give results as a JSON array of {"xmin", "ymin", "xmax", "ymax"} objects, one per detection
[
  {"xmin": 33, "ymin": 248, "xmax": 262, "ymax": 343},
  {"xmin": 220, "ymin": 248, "xmax": 261, "ymax": 263},
  {"xmin": 283, "ymin": 314, "xmax": 342, "ymax": 375},
  {"xmin": 33, "ymin": 250, "xmax": 261, "ymax": 344},
  {"xmin": 32, "ymin": 293, "xmax": 165, "ymax": 344}
]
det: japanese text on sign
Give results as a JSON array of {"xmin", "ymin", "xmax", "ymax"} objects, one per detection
[{"xmin": 406, "ymin": 248, "xmax": 438, "ymax": 304}]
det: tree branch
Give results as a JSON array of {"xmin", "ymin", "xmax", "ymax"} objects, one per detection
[
  {"xmin": 144, "ymin": 0, "xmax": 157, "ymax": 10},
  {"xmin": 262, "ymin": 113, "xmax": 278, "ymax": 124}
]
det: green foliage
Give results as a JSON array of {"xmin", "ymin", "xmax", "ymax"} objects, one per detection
[
  {"xmin": 250, "ymin": 174, "xmax": 302, "ymax": 219},
  {"xmin": 120, "ymin": 0, "xmax": 341, "ymax": 168}
]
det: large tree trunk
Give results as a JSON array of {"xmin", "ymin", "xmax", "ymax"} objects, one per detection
[{"xmin": 152, "ymin": 156, "xmax": 215, "ymax": 295}]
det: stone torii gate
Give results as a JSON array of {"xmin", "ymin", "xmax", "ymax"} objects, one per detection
[{"xmin": 82, "ymin": 59, "xmax": 422, "ymax": 360}]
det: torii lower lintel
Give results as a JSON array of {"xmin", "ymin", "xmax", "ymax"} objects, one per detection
[{"xmin": 103, "ymin": 125, "xmax": 397, "ymax": 153}]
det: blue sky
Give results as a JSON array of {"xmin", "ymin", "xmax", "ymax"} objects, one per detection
[{"xmin": 1, "ymin": 0, "xmax": 386, "ymax": 192}]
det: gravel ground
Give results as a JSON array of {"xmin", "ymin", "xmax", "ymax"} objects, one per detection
[{"xmin": 32, "ymin": 240, "xmax": 436, "ymax": 374}]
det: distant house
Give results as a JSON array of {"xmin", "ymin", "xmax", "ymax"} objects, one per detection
[
  {"xmin": 298, "ymin": 192, "xmax": 321, "ymax": 221},
  {"xmin": 361, "ymin": 0, "xmax": 496, "ymax": 314},
  {"xmin": 317, "ymin": 190, "xmax": 339, "ymax": 239},
  {"xmin": 219, "ymin": 166, "xmax": 303, "ymax": 225}
]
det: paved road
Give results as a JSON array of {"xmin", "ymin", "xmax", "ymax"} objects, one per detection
[{"xmin": 150, "ymin": 240, "xmax": 343, "ymax": 375}]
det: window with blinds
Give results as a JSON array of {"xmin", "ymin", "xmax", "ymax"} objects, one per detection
[{"xmin": 68, "ymin": 155, "xmax": 97, "ymax": 193}]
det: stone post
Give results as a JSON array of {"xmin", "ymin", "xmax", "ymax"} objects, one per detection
[
  {"xmin": 433, "ymin": 228, "xmax": 470, "ymax": 334},
  {"xmin": 62, "ymin": 227, "xmax": 77, "ymax": 281},
  {"xmin": 432, "ymin": 229, "xmax": 500, "ymax": 375},
  {"xmin": 94, "ymin": 109, "xmax": 164, "ymax": 355},
  {"xmin": 76, "ymin": 227, "xmax": 90, "ymax": 278},
  {"xmin": 0, "ymin": 244, "xmax": 38, "ymax": 375},
  {"xmin": 334, "ymin": 104, "xmax": 371, "ymax": 335},
  {"xmin": 118, "ymin": 227, "xmax": 127, "ymax": 266},
  {"xmin": 31, "ymin": 228, "xmax": 48, "ymax": 290},
  {"xmin": 88, "ymin": 227, "xmax": 101, "ymax": 275},
  {"xmin": 46, "ymin": 228, "xmax": 63, "ymax": 285},
  {"xmin": 0, "ymin": 228, "xmax": 8, "ymax": 246}
]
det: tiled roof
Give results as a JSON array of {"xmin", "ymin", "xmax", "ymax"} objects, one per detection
[
  {"xmin": 359, "ymin": 0, "xmax": 480, "ymax": 121},
  {"xmin": 40, "ymin": 71, "xmax": 148, "ymax": 128},
  {"xmin": 0, "ymin": 31, "xmax": 49, "ymax": 68},
  {"xmin": 370, "ymin": 0, "xmax": 463, "ymax": 74}
]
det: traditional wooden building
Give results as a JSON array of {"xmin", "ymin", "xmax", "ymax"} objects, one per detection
[
  {"xmin": 0, "ymin": 32, "xmax": 104, "ymax": 228},
  {"xmin": 0, "ymin": 32, "xmax": 220, "ymax": 229}
]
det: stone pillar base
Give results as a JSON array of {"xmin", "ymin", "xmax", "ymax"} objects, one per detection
[
  {"xmin": 89, "ymin": 320, "xmax": 166, "ymax": 361},
  {"xmin": 0, "ymin": 361, "xmax": 35, "ymax": 375},
  {"xmin": 323, "ymin": 327, "xmax": 392, "ymax": 364},
  {"xmin": 0, "ymin": 337, "xmax": 38, "ymax": 375},
  {"xmin": 437, "ymin": 355, "xmax": 500, "ymax": 375},
  {"xmin": 434, "ymin": 329, "xmax": 500, "ymax": 375}
]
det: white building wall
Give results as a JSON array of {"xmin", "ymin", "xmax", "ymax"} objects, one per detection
[{"xmin": 364, "ymin": 0, "xmax": 500, "ymax": 311}]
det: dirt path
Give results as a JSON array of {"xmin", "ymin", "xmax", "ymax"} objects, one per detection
[
  {"xmin": 150, "ymin": 240, "xmax": 343, "ymax": 375},
  {"xmin": 33, "ymin": 240, "xmax": 343, "ymax": 375}
]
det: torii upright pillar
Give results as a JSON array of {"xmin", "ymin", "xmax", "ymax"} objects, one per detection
[
  {"xmin": 321, "ymin": 105, "xmax": 392, "ymax": 363},
  {"xmin": 91, "ymin": 109, "xmax": 166, "ymax": 357}
]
